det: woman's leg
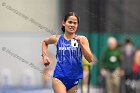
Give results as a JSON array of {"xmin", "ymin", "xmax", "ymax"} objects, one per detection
[
  {"xmin": 67, "ymin": 85, "xmax": 79, "ymax": 93},
  {"xmin": 52, "ymin": 78, "xmax": 67, "ymax": 93}
]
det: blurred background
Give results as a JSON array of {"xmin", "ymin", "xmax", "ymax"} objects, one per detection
[{"xmin": 0, "ymin": 0, "xmax": 140, "ymax": 93}]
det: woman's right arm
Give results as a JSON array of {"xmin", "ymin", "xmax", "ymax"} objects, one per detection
[{"xmin": 42, "ymin": 35, "xmax": 58, "ymax": 66}]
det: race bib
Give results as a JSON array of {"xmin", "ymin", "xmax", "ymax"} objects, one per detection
[
  {"xmin": 109, "ymin": 56, "xmax": 117, "ymax": 63},
  {"xmin": 71, "ymin": 39, "xmax": 78, "ymax": 47}
]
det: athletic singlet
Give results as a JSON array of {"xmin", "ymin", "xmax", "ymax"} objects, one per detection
[{"xmin": 53, "ymin": 34, "xmax": 83, "ymax": 79}]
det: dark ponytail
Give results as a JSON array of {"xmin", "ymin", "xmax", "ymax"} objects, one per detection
[
  {"xmin": 61, "ymin": 26, "xmax": 65, "ymax": 32},
  {"xmin": 61, "ymin": 12, "xmax": 80, "ymax": 32}
]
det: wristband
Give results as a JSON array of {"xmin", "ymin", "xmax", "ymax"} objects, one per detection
[
  {"xmin": 44, "ymin": 62, "xmax": 50, "ymax": 67},
  {"xmin": 41, "ymin": 54, "xmax": 47, "ymax": 57}
]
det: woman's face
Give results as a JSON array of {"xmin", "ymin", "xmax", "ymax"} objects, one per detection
[{"xmin": 63, "ymin": 16, "xmax": 78, "ymax": 34}]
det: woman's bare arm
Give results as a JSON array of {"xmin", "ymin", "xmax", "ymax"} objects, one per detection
[
  {"xmin": 75, "ymin": 36, "xmax": 97, "ymax": 63},
  {"xmin": 42, "ymin": 35, "xmax": 58, "ymax": 65}
]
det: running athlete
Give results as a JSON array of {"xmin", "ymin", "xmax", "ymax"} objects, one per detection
[{"xmin": 42, "ymin": 12, "xmax": 96, "ymax": 93}]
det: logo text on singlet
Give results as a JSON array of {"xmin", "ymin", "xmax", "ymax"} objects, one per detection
[{"xmin": 59, "ymin": 46, "xmax": 77, "ymax": 51}]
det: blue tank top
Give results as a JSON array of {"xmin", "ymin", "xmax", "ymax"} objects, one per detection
[{"xmin": 53, "ymin": 34, "xmax": 83, "ymax": 79}]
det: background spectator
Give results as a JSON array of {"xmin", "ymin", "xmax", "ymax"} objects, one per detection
[
  {"xmin": 100, "ymin": 37, "xmax": 122, "ymax": 93},
  {"xmin": 82, "ymin": 56, "xmax": 92, "ymax": 93},
  {"xmin": 120, "ymin": 38, "xmax": 136, "ymax": 93},
  {"xmin": 121, "ymin": 38, "xmax": 136, "ymax": 76},
  {"xmin": 125, "ymin": 49, "xmax": 140, "ymax": 93}
]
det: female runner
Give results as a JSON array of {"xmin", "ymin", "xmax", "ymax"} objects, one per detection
[{"xmin": 42, "ymin": 12, "xmax": 96, "ymax": 93}]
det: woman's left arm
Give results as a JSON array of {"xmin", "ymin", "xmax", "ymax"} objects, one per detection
[{"xmin": 75, "ymin": 36, "xmax": 97, "ymax": 63}]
